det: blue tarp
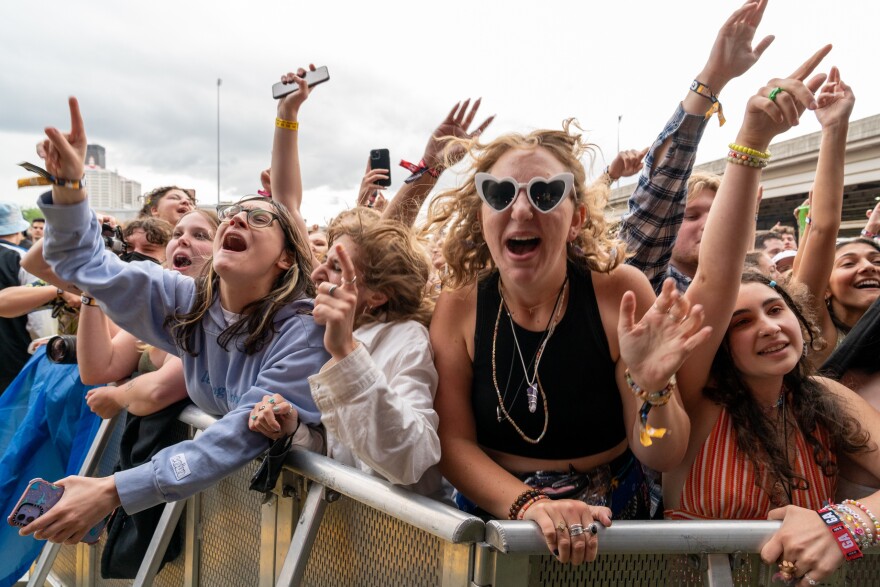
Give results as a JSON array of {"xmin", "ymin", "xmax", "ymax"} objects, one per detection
[{"xmin": 0, "ymin": 348, "xmax": 100, "ymax": 587}]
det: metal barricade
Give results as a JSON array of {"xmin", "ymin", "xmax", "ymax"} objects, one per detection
[
  {"xmin": 480, "ymin": 519, "xmax": 880, "ymax": 586},
  {"xmin": 26, "ymin": 405, "xmax": 880, "ymax": 587}
]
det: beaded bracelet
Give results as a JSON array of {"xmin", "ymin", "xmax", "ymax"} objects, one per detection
[
  {"xmin": 844, "ymin": 499, "xmax": 880, "ymax": 540},
  {"xmin": 729, "ymin": 143, "xmax": 771, "ymax": 160},
  {"xmin": 817, "ymin": 506, "xmax": 863, "ymax": 561},
  {"xmin": 625, "ymin": 369, "xmax": 673, "ymax": 447},
  {"xmin": 517, "ymin": 494, "xmax": 550, "ymax": 520},
  {"xmin": 832, "ymin": 504, "xmax": 874, "ymax": 549},
  {"xmin": 508, "ymin": 488, "xmax": 547, "ymax": 520},
  {"xmin": 275, "ymin": 117, "xmax": 299, "ymax": 131},
  {"xmin": 727, "ymin": 150, "xmax": 769, "ymax": 169}
]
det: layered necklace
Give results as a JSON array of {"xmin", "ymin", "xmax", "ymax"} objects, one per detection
[{"xmin": 491, "ymin": 275, "xmax": 568, "ymax": 444}]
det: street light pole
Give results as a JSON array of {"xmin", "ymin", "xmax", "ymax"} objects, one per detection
[{"xmin": 217, "ymin": 78, "xmax": 222, "ymax": 205}]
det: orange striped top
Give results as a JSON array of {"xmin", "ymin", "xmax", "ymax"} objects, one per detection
[{"xmin": 666, "ymin": 408, "xmax": 835, "ymax": 520}]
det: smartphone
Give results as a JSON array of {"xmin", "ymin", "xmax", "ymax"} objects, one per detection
[
  {"xmin": 370, "ymin": 149, "xmax": 391, "ymax": 188},
  {"xmin": 7, "ymin": 478, "xmax": 110, "ymax": 544},
  {"xmin": 272, "ymin": 66, "xmax": 330, "ymax": 99}
]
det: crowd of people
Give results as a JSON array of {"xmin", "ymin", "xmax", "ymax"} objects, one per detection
[{"xmin": 3, "ymin": 1, "xmax": 880, "ymax": 584}]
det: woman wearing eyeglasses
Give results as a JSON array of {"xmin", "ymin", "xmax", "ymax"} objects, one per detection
[
  {"xmin": 19, "ymin": 97, "xmax": 329, "ymax": 545},
  {"xmin": 425, "ymin": 125, "xmax": 708, "ymax": 564}
]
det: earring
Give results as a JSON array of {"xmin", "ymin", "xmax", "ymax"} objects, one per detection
[
  {"xmin": 802, "ymin": 341, "xmax": 808, "ymax": 357},
  {"xmin": 471, "ymin": 220, "xmax": 482, "ymax": 234}
]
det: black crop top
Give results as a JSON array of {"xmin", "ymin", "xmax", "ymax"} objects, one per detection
[{"xmin": 471, "ymin": 262, "xmax": 626, "ymax": 460}]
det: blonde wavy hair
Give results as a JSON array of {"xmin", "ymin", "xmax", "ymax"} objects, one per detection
[
  {"xmin": 422, "ymin": 120, "xmax": 625, "ymax": 288},
  {"xmin": 327, "ymin": 208, "xmax": 434, "ymax": 328}
]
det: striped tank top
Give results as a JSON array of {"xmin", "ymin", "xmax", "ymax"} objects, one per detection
[{"xmin": 667, "ymin": 408, "xmax": 835, "ymax": 520}]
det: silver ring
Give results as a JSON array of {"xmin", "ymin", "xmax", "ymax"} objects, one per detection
[
  {"xmin": 568, "ymin": 523, "xmax": 585, "ymax": 537},
  {"xmin": 805, "ymin": 575, "xmax": 817, "ymax": 586},
  {"xmin": 343, "ymin": 276, "xmax": 358, "ymax": 286},
  {"xmin": 259, "ymin": 405, "xmax": 266, "ymax": 411},
  {"xmin": 328, "ymin": 284, "xmax": 338, "ymax": 296}
]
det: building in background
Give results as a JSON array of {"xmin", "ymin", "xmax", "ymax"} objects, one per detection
[{"xmin": 83, "ymin": 144, "xmax": 141, "ymax": 219}]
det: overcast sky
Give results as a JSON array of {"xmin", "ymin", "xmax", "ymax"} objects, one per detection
[{"xmin": 1, "ymin": 1, "xmax": 876, "ymax": 225}]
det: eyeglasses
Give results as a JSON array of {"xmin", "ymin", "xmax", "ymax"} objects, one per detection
[
  {"xmin": 475, "ymin": 172, "xmax": 574, "ymax": 213},
  {"xmin": 217, "ymin": 204, "xmax": 280, "ymax": 228}
]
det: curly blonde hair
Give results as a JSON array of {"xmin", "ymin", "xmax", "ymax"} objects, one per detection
[
  {"xmin": 328, "ymin": 208, "xmax": 434, "ymax": 328},
  {"xmin": 422, "ymin": 120, "xmax": 625, "ymax": 288}
]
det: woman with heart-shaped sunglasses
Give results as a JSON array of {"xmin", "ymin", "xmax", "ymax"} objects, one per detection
[{"xmin": 424, "ymin": 119, "xmax": 712, "ymax": 563}]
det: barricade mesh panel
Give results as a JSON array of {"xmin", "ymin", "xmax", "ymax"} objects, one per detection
[
  {"xmin": 49, "ymin": 417, "xmax": 188, "ymax": 586},
  {"xmin": 196, "ymin": 460, "xmax": 263, "ymax": 587},
  {"xmin": 524, "ymin": 552, "xmax": 878, "ymax": 586},
  {"xmin": 302, "ymin": 494, "xmax": 444, "ymax": 586}
]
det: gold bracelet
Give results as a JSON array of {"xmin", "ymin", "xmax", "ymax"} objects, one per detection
[
  {"xmin": 728, "ymin": 143, "xmax": 770, "ymax": 160},
  {"xmin": 275, "ymin": 117, "xmax": 299, "ymax": 131}
]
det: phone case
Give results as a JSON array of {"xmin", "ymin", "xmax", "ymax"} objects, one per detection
[
  {"xmin": 370, "ymin": 149, "xmax": 392, "ymax": 187},
  {"xmin": 7, "ymin": 478, "xmax": 111, "ymax": 544},
  {"xmin": 272, "ymin": 66, "xmax": 331, "ymax": 99}
]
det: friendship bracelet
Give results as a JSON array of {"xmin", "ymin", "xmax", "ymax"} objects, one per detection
[
  {"xmin": 625, "ymin": 369, "xmax": 672, "ymax": 447},
  {"xmin": 690, "ymin": 80, "xmax": 726, "ymax": 126},
  {"xmin": 399, "ymin": 158, "xmax": 441, "ymax": 184},
  {"xmin": 833, "ymin": 504, "xmax": 875, "ymax": 549},
  {"xmin": 727, "ymin": 150, "xmax": 770, "ymax": 169},
  {"xmin": 818, "ymin": 507, "xmax": 864, "ymax": 561},
  {"xmin": 844, "ymin": 499, "xmax": 880, "ymax": 541},
  {"xmin": 728, "ymin": 143, "xmax": 771, "ymax": 160},
  {"xmin": 275, "ymin": 117, "xmax": 299, "ymax": 131},
  {"xmin": 517, "ymin": 494, "xmax": 550, "ymax": 520}
]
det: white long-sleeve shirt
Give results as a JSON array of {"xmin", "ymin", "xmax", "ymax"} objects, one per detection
[{"xmin": 309, "ymin": 319, "xmax": 451, "ymax": 502}]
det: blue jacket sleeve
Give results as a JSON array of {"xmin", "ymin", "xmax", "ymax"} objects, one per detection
[
  {"xmin": 38, "ymin": 194, "xmax": 192, "ymax": 355},
  {"xmin": 114, "ymin": 338, "xmax": 327, "ymax": 514}
]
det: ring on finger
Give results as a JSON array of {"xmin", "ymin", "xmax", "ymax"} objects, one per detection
[
  {"xmin": 328, "ymin": 284, "xmax": 338, "ymax": 297},
  {"xmin": 568, "ymin": 523, "xmax": 585, "ymax": 537},
  {"xmin": 343, "ymin": 276, "xmax": 358, "ymax": 286},
  {"xmin": 804, "ymin": 574, "xmax": 818, "ymax": 586},
  {"xmin": 769, "ymin": 87, "xmax": 784, "ymax": 102},
  {"xmin": 556, "ymin": 520, "xmax": 568, "ymax": 533},
  {"xmin": 259, "ymin": 405, "xmax": 266, "ymax": 411}
]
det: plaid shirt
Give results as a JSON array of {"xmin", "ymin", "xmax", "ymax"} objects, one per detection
[{"xmin": 618, "ymin": 104, "xmax": 709, "ymax": 294}]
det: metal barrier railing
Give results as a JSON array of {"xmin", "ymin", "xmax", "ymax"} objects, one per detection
[{"xmin": 25, "ymin": 405, "xmax": 880, "ymax": 587}]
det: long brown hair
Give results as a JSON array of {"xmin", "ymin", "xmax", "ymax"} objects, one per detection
[
  {"xmin": 705, "ymin": 271, "xmax": 871, "ymax": 497},
  {"xmin": 328, "ymin": 208, "xmax": 433, "ymax": 328},
  {"xmin": 422, "ymin": 120, "xmax": 625, "ymax": 289},
  {"xmin": 166, "ymin": 196, "xmax": 315, "ymax": 356}
]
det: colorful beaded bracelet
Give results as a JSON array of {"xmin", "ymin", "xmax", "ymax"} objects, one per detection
[{"xmin": 729, "ymin": 143, "xmax": 771, "ymax": 159}]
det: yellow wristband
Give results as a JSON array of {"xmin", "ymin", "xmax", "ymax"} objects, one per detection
[
  {"xmin": 728, "ymin": 143, "xmax": 770, "ymax": 160},
  {"xmin": 275, "ymin": 117, "xmax": 299, "ymax": 131}
]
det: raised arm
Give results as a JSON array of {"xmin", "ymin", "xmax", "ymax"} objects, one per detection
[
  {"xmin": 680, "ymin": 48, "xmax": 831, "ymax": 407},
  {"xmin": 791, "ymin": 67, "xmax": 853, "ymax": 365},
  {"xmin": 620, "ymin": 0, "xmax": 774, "ymax": 292},
  {"xmin": 382, "ymin": 99, "xmax": 493, "ymax": 227},
  {"xmin": 269, "ymin": 65, "xmax": 317, "ymax": 257},
  {"xmin": 37, "ymin": 97, "xmax": 192, "ymax": 355},
  {"xmin": 76, "ymin": 306, "xmax": 143, "ymax": 385}
]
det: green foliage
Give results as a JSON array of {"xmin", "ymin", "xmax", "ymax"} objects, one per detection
[{"xmin": 20, "ymin": 207, "xmax": 44, "ymax": 223}]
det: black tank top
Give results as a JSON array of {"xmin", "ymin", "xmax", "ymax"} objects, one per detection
[{"xmin": 471, "ymin": 262, "xmax": 626, "ymax": 460}]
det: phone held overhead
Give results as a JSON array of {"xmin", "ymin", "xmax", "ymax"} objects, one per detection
[{"xmin": 272, "ymin": 66, "xmax": 330, "ymax": 99}]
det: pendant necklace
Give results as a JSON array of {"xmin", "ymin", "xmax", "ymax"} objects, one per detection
[{"xmin": 491, "ymin": 275, "xmax": 567, "ymax": 443}]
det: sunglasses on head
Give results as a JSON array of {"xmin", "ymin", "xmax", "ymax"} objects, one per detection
[{"xmin": 475, "ymin": 172, "xmax": 575, "ymax": 213}]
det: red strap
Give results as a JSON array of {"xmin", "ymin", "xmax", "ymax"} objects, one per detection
[{"xmin": 818, "ymin": 507, "xmax": 864, "ymax": 561}]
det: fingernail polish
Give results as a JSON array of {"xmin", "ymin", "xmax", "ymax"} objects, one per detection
[{"xmin": 553, "ymin": 549, "xmax": 559, "ymax": 557}]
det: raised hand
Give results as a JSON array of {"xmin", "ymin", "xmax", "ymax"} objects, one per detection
[
  {"xmin": 700, "ymin": 0, "xmax": 774, "ymax": 90},
  {"xmin": 736, "ymin": 45, "xmax": 831, "ymax": 151},
  {"xmin": 276, "ymin": 64, "xmax": 318, "ymax": 120},
  {"xmin": 42, "ymin": 97, "xmax": 87, "ymax": 185},
  {"xmin": 357, "ymin": 159, "xmax": 388, "ymax": 207},
  {"xmin": 312, "ymin": 243, "xmax": 359, "ymax": 360},
  {"xmin": 607, "ymin": 147, "xmax": 649, "ymax": 181},
  {"xmin": 814, "ymin": 66, "xmax": 854, "ymax": 129},
  {"xmin": 618, "ymin": 278, "xmax": 712, "ymax": 392},
  {"xmin": 423, "ymin": 98, "xmax": 494, "ymax": 170}
]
